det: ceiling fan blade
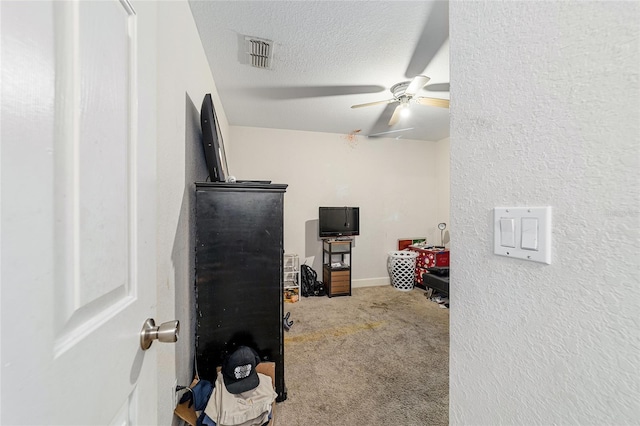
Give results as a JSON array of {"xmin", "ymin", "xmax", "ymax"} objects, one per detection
[
  {"xmin": 388, "ymin": 104, "xmax": 403, "ymax": 126},
  {"xmin": 424, "ymin": 82, "xmax": 450, "ymax": 92},
  {"xmin": 405, "ymin": 75, "xmax": 430, "ymax": 96},
  {"xmin": 251, "ymin": 85, "xmax": 385, "ymax": 100},
  {"xmin": 368, "ymin": 128, "xmax": 414, "ymax": 138},
  {"xmin": 405, "ymin": 1, "xmax": 449, "ymax": 78},
  {"xmin": 351, "ymin": 99, "xmax": 396, "ymax": 109},
  {"xmin": 416, "ymin": 97, "xmax": 450, "ymax": 108},
  {"xmin": 368, "ymin": 103, "xmax": 398, "ymax": 136}
]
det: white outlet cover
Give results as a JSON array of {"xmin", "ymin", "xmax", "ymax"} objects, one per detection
[
  {"xmin": 493, "ymin": 206, "xmax": 552, "ymax": 264},
  {"xmin": 172, "ymin": 379, "xmax": 178, "ymax": 408}
]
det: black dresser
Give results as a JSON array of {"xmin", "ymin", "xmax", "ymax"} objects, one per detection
[{"xmin": 195, "ymin": 182, "xmax": 288, "ymax": 401}]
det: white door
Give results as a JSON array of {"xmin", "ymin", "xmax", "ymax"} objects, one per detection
[{"xmin": 1, "ymin": 1, "xmax": 158, "ymax": 424}]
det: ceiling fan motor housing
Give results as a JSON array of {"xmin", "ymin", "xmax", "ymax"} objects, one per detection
[{"xmin": 390, "ymin": 81, "xmax": 411, "ymax": 99}]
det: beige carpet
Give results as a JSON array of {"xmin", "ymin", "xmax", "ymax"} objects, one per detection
[{"xmin": 276, "ymin": 285, "xmax": 449, "ymax": 425}]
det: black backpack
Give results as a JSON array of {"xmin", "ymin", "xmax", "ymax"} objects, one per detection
[{"xmin": 301, "ymin": 264, "xmax": 325, "ymax": 297}]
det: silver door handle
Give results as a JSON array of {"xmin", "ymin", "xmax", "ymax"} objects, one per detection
[{"xmin": 140, "ymin": 318, "xmax": 180, "ymax": 350}]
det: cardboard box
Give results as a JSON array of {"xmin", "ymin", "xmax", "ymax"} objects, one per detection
[
  {"xmin": 397, "ymin": 238, "xmax": 427, "ymax": 250},
  {"xmin": 174, "ymin": 362, "xmax": 277, "ymax": 426},
  {"xmin": 284, "ymin": 287, "xmax": 299, "ymax": 303}
]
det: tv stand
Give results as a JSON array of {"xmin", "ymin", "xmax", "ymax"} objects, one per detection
[{"xmin": 322, "ymin": 239, "xmax": 352, "ymax": 297}]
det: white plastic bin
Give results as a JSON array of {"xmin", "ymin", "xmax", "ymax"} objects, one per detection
[{"xmin": 387, "ymin": 250, "xmax": 418, "ymax": 291}]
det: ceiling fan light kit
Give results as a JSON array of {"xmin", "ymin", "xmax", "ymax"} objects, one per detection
[
  {"xmin": 399, "ymin": 102, "xmax": 411, "ymax": 118},
  {"xmin": 351, "ymin": 75, "xmax": 450, "ymax": 128}
]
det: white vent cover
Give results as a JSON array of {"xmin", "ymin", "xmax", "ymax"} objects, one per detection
[{"xmin": 244, "ymin": 36, "xmax": 273, "ymax": 69}]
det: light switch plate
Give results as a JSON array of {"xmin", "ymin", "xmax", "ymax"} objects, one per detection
[{"xmin": 493, "ymin": 207, "xmax": 552, "ymax": 264}]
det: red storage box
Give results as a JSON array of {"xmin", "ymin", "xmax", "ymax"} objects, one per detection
[
  {"xmin": 407, "ymin": 246, "xmax": 449, "ymax": 286},
  {"xmin": 434, "ymin": 250, "xmax": 449, "ymax": 267}
]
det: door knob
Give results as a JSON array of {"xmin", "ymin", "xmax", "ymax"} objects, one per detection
[{"xmin": 140, "ymin": 318, "xmax": 180, "ymax": 350}]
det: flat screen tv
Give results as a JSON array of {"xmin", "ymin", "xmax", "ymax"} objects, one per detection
[
  {"xmin": 200, "ymin": 93, "xmax": 228, "ymax": 182},
  {"xmin": 319, "ymin": 207, "xmax": 360, "ymax": 238}
]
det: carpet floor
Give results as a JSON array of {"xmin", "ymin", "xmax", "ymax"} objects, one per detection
[{"xmin": 276, "ymin": 285, "xmax": 449, "ymax": 425}]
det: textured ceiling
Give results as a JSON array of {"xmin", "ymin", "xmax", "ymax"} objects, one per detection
[{"xmin": 189, "ymin": 1, "xmax": 449, "ymax": 141}]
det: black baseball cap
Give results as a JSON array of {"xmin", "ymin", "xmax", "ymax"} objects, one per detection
[{"xmin": 221, "ymin": 346, "xmax": 261, "ymax": 394}]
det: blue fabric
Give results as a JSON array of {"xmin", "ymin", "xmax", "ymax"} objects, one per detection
[
  {"xmin": 197, "ymin": 412, "xmax": 216, "ymax": 426},
  {"xmin": 179, "ymin": 379, "xmax": 214, "ymax": 412},
  {"xmin": 197, "ymin": 408, "xmax": 273, "ymax": 426}
]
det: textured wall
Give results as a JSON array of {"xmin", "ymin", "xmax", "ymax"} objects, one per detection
[
  {"xmin": 434, "ymin": 137, "xmax": 450, "ymax": 244},
  {"xmin": 227, "ymin": 126, "xmax": 449, "ymax": 285},
  {"xmin": 450, "ymin": 1, "xmax": 640, "ymax": 424}
]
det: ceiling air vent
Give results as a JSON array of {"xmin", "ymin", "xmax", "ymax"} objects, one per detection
[{"xmin": 244, "ymin": 36, "xmax": 273, "ymax": 69}]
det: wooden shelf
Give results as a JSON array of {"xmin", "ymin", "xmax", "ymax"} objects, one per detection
[{"xmin": 322, "ymin": 239, "xmax": 352, "ymax": 297}]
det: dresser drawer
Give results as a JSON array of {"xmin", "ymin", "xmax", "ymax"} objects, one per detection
[
  {"xmin": 330, "ymin": 270, "xmax": 350, "ymax": 280},
  {"xmin": 330, "ymin": 281, "xmax": 350, "ymax": 294}
]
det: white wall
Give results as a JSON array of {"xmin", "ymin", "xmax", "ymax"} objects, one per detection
[
  {"xmin": 450, "ymin": 2, "xmax": 640, "ymax": 424},
  {"xmin": 155, "ymin": 1, "xmax": 229, "ymax": 424},
  {"xmin": 227, "ymin": 126, "xmax": 449, "ymax": 286}
]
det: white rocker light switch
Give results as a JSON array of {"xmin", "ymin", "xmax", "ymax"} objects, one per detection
[
  {"xmin": 500, "ymin": 218, "xmax": 516, "ymax": 248},
  {"xmin": 521, "ymin": 217, "xmax": 539, "ymax": 250}
]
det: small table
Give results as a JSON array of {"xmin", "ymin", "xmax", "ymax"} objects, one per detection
[{"xmin": 322, "ymin": 239, "xmax": 352, "ymax": 297}]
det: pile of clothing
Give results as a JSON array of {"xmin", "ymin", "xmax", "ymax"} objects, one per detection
[
  {"xmin": 182, "ymin": 346, "xmax": 277, "ymax": 426},
  {"xmin": 430, "ymin": 293, "xmax": 449, "ymax": 309}
]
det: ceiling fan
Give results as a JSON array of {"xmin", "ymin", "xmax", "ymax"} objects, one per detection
[{"xmin": 351, "ymin": 75, "xmax": 449, "ymax": 127}]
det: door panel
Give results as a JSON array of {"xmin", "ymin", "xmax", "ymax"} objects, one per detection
[
  {"xmin": 53, "ymin": 0, "xmax": 135, "ymax": 353},
  {"xmin": 76, "ymin": 0, "xmax": 131, "ymax": 307},
  {"xmin": 1, "ymin": 1, "xmax": 157, "ymax": 424}
]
